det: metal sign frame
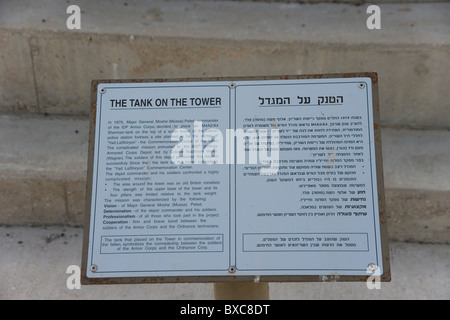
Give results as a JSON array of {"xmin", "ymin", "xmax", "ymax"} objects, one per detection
[{"xmin": 81, "ymin": 73, "xmax": 390, "ymax": 285}]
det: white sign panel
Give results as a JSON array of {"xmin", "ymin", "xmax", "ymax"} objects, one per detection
[{"xmin": 82, "ymin": 74, "xmax": 389, "ymax": 283}]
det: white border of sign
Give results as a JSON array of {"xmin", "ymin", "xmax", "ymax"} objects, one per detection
[{"xmin": 81, "ymin": 73, "xmax": 390, "ymax": 284}]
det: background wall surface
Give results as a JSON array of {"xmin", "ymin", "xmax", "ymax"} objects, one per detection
[{"xmin": 0, "ymin": 0, "xmax": 448, "ymax": 300}]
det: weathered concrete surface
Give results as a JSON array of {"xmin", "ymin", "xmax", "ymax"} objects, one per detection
[
  {"xmin": 223, "ymin": 0, "xmax": 448, "ymax": 2},
  {"xmin": 0, "ymin": 0, "xmax": 448, "ymax": 299},
  {"xmin": 386, "ymin": 189, "xmax": 450, "ymax": 243},
  {"xmin": 209, "ymin": 0, "xmax": 448, "ymax": 3},
  {"xmin": 0, "ymin": 114, "xmax": 88, "ymax": 181},
  {"xmin": 383, "ymin": 128, "xmax": 450, "ymax": 192},
  {"xmin": 0, "ymin": 114, "xmax": 449, "ymax": 243},
  {"xmin": 0, "ymin": 226, "xmax": 448, "ymax": 299},
  {"xmin": 1, "ymin": 1, "xmax": 449, "ymax": 129},
  {"xmin": 0, "ymin": 114, "xmax": 88, "ymax": 225}
]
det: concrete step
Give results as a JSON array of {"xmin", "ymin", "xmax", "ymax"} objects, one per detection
[
  {"xmin": 202, "ymin": 0, "xmax": 448, "ymax": 3},
  {"xmin": 0, "ymin": 114, "xmax": 88, "ymax": 225},
  {"xmin": 1, "ymin": 225, "xmax": 448, "ymax": 299},
  {"xmin": 0, "ymin": 113, "xmax": 449, "ymax": 244},
  {"xmin": 1, "ymin": 0, "xmax": 450, "ymax": 129},
  {"xmin": 210, "ymin": 0, "xmax": 448, "ymax": 2}
]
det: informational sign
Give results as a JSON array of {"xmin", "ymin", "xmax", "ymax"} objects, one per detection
[{"xmin": 82, "ymin": 74, "xmax": 390, "ymax": 284}]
